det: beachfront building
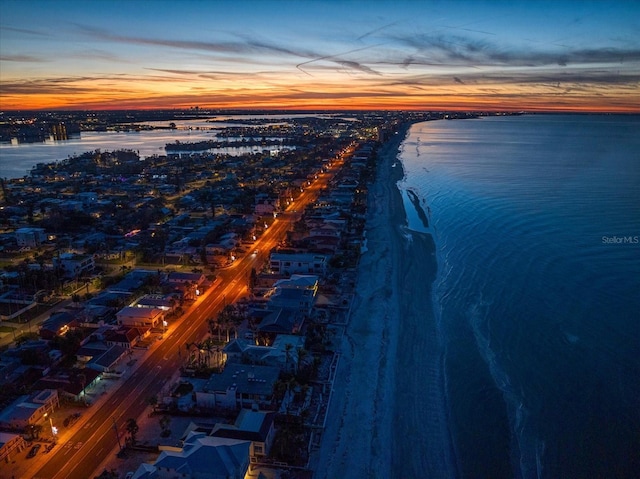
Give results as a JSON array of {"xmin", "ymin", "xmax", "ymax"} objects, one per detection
[
  {"xmin": 269, "ymin": 252, "xmax": 327, "ymax": 276},
  {"xmin": 210, "ymin": 409, "xmax": 276, "ymax": 463},
  {"xmin": 131, "ymin": 433, "xmax": 250, "ymax": 479},
  {"xmin": 195, "ymin": 365, "xmax": 280, "ymax": 411},
  {"xmin": 268, "ymin": 274, "xmax": 318, "ymax": 315},
  {"xmin": 224, "ymin": 334, "xmax": 305, "ymax": 373}
]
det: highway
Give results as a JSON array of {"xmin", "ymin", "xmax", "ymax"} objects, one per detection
[{"xmin": 26, "ymin": 153, "xmax": 347, "ymax": 479}]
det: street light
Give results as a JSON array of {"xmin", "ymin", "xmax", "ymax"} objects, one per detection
[{"xmin": 44, "ymin": 412, "xmax": 57, "ymax": 440}]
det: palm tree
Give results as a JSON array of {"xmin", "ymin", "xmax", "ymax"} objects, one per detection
[
  {"xmin": 159, "ymin": 415, "xmax": 171, "ymax": 437},
  {"xmin": 217, "ymin": 305, "xmax": 234, "ymax": 342},
  {"xmin": 284, "ymin": 342, "xmax": 294, "ymax": 373},
  {"xmin": 208, "ymin": 317, "xmax": 221, "ymax": 342},
  {"xmin": 125, "ymin": 418, "xmax": 139, "ymax": 446},
  {"xmin": 295, "ymin": 347, "xmax": 309, "ymax": 376}
]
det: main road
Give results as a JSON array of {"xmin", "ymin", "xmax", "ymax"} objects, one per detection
[{"xmin": 26, "ymin": 152, "xmax": 348, "ymax": 479}]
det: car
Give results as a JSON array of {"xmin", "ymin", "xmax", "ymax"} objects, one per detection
[{"xmin": 27, "ymin": 444, "xmax": 41, "ymax": 458}]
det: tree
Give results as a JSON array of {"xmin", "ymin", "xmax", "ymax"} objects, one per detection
[
  {"xmin": 284, "ymin": 342, "xmax": 294, "ymax": 373},
  {"xmin": 249, "ymin": 267, "xmax": 257, "ymax": 292},
  {"xmin": 125, "ymin": 418, "xmax": 139, "ymax": 446},
  {"xmin": 147, "ymin": 395, "xmax": 158, "ymax": 411},
  {"xmin": 207, "ymin": 317, "xmax": 220, "ymax": 342},
  {"xmin": 93, "ymin": 469, "xmax": 119, "ymax": 479},
  {"xmin": 295, "ymin": 347, "xmax": 309, "ymax": 377},
  {"xmin": 159, "ymin": 415, "xmax": 171, "ymax": 437}
]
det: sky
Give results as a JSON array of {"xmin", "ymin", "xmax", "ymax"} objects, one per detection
[{"xmin": 1, "ymin": 0, "xmax": 639, "ymax": 112}]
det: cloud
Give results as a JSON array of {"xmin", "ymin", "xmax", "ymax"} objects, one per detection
[
  {"xmin": 0, "ymin": 54, "xmax": 48, "ymax": 62},
  {"xmin": 384, "ymin": 32, "xmax": 640, "ymax": 69}
]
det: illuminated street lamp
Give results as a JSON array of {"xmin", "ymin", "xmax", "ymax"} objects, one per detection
[{"xmin": 44, "ymin": 412, "xmax": 57, "ymax": 439}]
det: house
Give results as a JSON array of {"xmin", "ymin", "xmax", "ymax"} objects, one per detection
[
  {"xmin": 103, "ymin": 326, "xmax": 145, "ymax": 349},
  {"xmin": 269, "ymin": 252, "xmax": 327, "ymax": 276},
  {"xmin": 257, "ymin": 308, "xmax": 302, "ymax": 335},
  {"xmin": 272, "ymin": 274, "xmax": 318, "ymax": 295},
  {"xmin": 268, "ymin": 287, "xmax": 316, "ymax": 316},
  {"xmin": 53, "ymin": 252, "xmax": 95, "ymax": 278},
  {"xmin": 254, "ymin": 195, "xmax": 278, "ymax": 216},
  {"xmin": 0, "ymin": 389, "xmax": 59, "ymax": 430},
  {"xmin": 0, "ymin": 431, "xmax": 27, "ymax": 463},
  {"xmin": 133, "ymin": 294, "xmax": 175, "ymax": 312},
  {"xmin": 269, "ymin": 274, "xmax": 318, "ymax": 315},
  {"xmin": 224, "ymin": 334, "xmax": 305, "ymax": 373},
  {"xmin": 167, "ymin": 271, "xmax": 205, "ymax": 287},
  {"xmin": 195, "ymin": 365, "xmax": 280, "ymax": 411},
  {"xmin": 39, "ymin": 311, "xmax": 78, "ymax": 340},
  {"xmin": 15, "ymin": 227, "xmax": 47, "ymax": 248},
  {"xmin": 33, "ymin": 369, "xmax": 100, "ymax": 402},
  {"xmin": 131, "ymin": 434, "xmax": 250, "ymax": 479},
  {"xmin": 76, "ymin": 342, "xmax": 127, "ymax": 372},
  {"xmin": 116, "ymin": 306, "xmax": 163, "ymax": 328},
  {"xmin": 210, "ymin": 409, "xmax": 276, "ymax": 463}
]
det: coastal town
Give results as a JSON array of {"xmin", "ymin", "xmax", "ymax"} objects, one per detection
[{"xmin": 0, "ymin": 109, "xmax": 461, "ymax": 479}]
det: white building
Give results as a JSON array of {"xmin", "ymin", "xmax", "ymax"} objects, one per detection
[
  {"xmin": 15, "ymin": 227, "xmax": 47, "ymax": 248},
  {"xmin": 269, "ymin": 252, "xmax": 327, "ymax": 276},
  {"xmin": 116, "ymin": 306, "xmax": 163, "ymax": 328},
  {"xmin": 54, "ymin": 253, "xmax": 94, "ymax": 278}
]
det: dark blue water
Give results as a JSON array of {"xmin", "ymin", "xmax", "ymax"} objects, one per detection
[{"xmin": 398, "ymin": 115, "xmax": 640, "ymax": 479}]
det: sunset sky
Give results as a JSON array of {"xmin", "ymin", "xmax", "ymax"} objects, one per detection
[{"xmin": 1, "ymin": 0, "xmax": 639, "ymax": 112}]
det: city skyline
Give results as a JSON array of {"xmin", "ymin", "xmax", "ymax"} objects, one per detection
[{"xmin": 1, "ymin": 0, "xmax": 639, "ymax": 112}]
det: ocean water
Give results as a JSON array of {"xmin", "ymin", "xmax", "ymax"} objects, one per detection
[{"xmin": 397, "ymin": 115, "xmax": 640, "ymax": 479}]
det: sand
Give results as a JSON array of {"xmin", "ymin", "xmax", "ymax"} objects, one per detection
[{"xmin": 310, "ymin": 123, "xmax": 457, "ymax": 478}]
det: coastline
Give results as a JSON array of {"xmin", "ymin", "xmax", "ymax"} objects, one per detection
[{"xmin": 311, "ymin": 122, "xmax": 453, "ymax": 478}]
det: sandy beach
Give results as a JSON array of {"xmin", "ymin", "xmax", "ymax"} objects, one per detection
[{"xmin": 311, "ymin": 124, "xmax": 456, "ymax": 478}]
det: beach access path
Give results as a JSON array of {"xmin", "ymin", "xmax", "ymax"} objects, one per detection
[{"xmin": 310, "ymin": 123, "xmax": 456, "ymax": 478}]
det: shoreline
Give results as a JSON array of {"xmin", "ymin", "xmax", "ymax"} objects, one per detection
[{"xmin": 311, "ymin": 122, "xmax": 453, "ymax": 478}]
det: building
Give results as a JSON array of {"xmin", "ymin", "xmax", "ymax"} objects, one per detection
[
  {"xmin": 76, "ymin": 342, "xmax": 127, "ymax": 372},
  {"xmin": 224, "ymin": 334, "xmax": 305, "ymax": 373},
  {"xmin": 116, "ymin": 306, "xmax": 163, "ymax": 328},
  {"xmin": 54, "ymin": 252, "xmax": 95, "ymax": 278},
  {"xmin": 39, "ymin": 311, "xmax": 77, "ymax": 340},
  {"xmin": 195, "ymin": 365, "xmax": 280, "ymax": 411},
  {"xmin": 15, "ymin": 227, "xmax": 47, "ymax": 248},
  {"xmin": 269, "ymin": 252, "xmax": 327, "ymax": 276},
  {"xmin": 0, "ymin": 431, "xmax": 27, "ymax": 464},
  {"xmin": 257, "ymin": 308, "xmax": 302, "ymax": 335},
  {"xmin": 133, "ymin": 294, "xmax": 175, "ymax": 312},
  {"xmin": 131, "ymin": 434, "xmax": 250, "ymax": 479},
  {"xmin": 268, "ymin": 276, "xmax": 317, "ymax": 315},
  {"xmin": 0, "ymin": 389, "xmax": 59, "ymax": 430},
  {"xmin": 210, "ymin": 409, "xmax": 276, "ymax": 463}
]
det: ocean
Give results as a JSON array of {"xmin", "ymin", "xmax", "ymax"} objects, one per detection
[{"xmin": 396, "ymin": 115, "xmax": 640, "ymax": 479}]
